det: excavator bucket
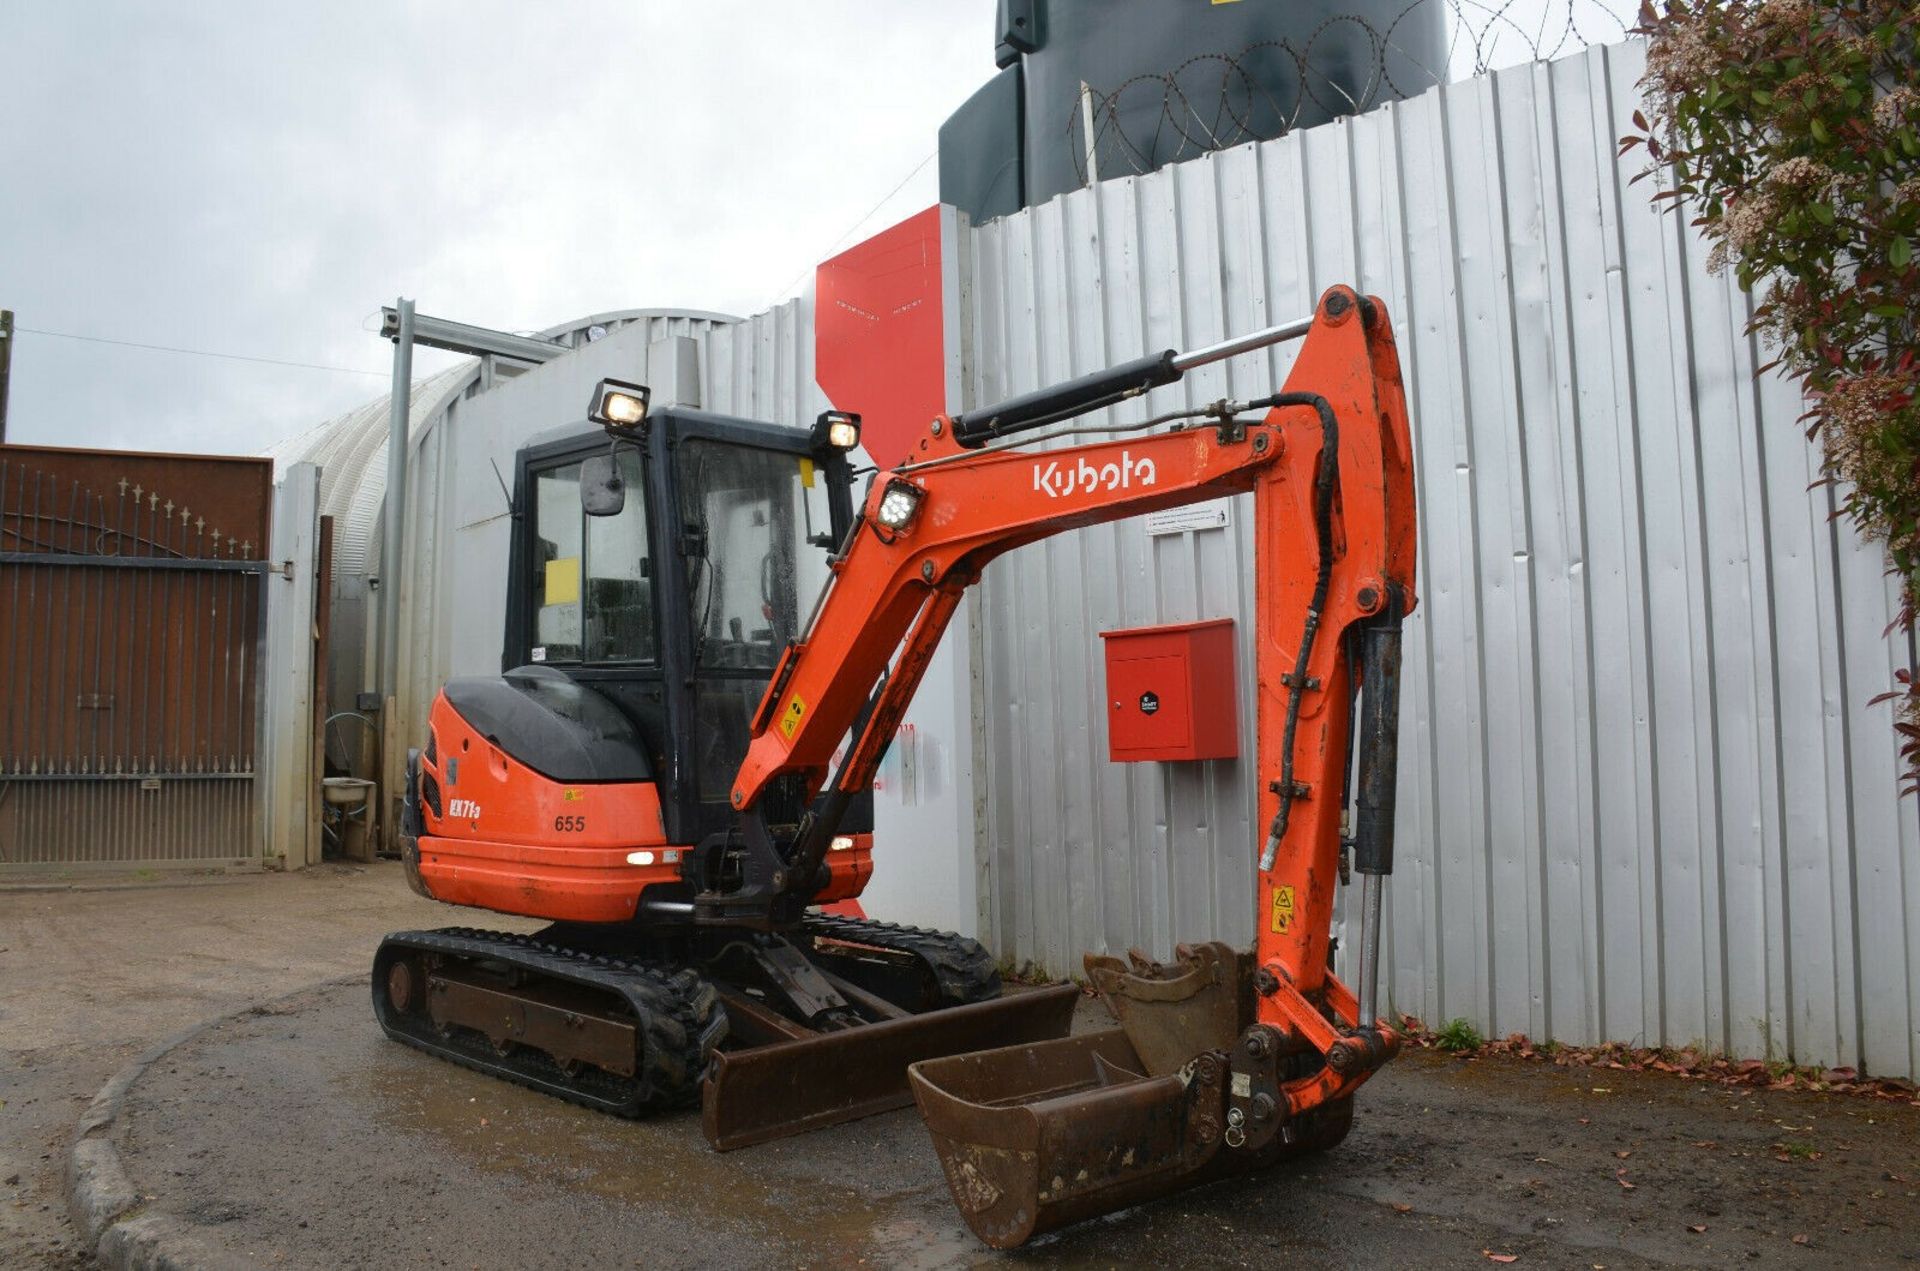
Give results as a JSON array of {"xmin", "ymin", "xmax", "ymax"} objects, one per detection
[
  {"xmin": 908, "ymin": 942, "xmax": 1349, "ymax": 1247},
  {"xmin": 909, "ymin": 1028, "xmax": 1238, "ymax": 1248},
  {"xmin": 703, "ymin": 983, "xmax": 1081, "ymax": 1150},
  {"xmin": 1082, "ymin": 941, "xmax": 1251, "ymax": 1076}
]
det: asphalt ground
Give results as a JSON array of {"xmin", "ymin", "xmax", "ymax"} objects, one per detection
[
  {"xmin": 5, "ymin": 863, "xmax": 1919, "ymax": 1268},
  {"xmin": 0, "ymin": 862, "xmax": 536, "ymax": 1268}
]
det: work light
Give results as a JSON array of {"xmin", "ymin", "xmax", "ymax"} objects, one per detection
[
  {"xmin": 588, "ymin": 379, "xmax": 651, "ymax": 430},
  {"xmin": 875, "ymin": 478, "xmax": 925, "ymax": 532},
  {"xmin": 830, "ymin": 835, "xmax": 855, "ymax": 852},
  {"xmin": 812, "ymin": 410, "xmax": 862, "ymax": 452}
]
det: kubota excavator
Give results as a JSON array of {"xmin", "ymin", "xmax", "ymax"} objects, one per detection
[{"xmin": 373, "ymin": 283, "xmax": 1416, "ymax": 1246}]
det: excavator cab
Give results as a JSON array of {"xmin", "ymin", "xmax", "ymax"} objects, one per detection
[{"xmin": 501, "ymin": 404, "xmax": 867, "ymax": 852}]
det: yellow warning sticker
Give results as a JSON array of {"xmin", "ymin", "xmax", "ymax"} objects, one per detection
[
  {"xmin": 544, "ymin": 556, "xmax": 581, "ymax": 606},
  {"xmin": 562, "ymin": 787, "xmax": 584, "ymax": 803},
  {"xmin": 779, "ymin": 694, "xmax": 807, "ymax": 739},
  {"xmin": 798, "ymin": 457, "xmax": 817, "ymax": 489},
  {"xmin": 1270, "ymin": 885, "xmax": 1296, "ymax": 934}
]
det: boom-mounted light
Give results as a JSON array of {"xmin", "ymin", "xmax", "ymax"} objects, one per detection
[{"xmin": 874, "ymin": 478, "xmax": 925, "ymax": 532}]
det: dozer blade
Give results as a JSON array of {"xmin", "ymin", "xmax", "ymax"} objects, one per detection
[
  {"xmin": 908, "ymin": 1028, "xmax": 1238, "ymax": 1249},
  {"xmin": 702, "ymin": 983, "xmax": 1080, "ymax": 1150}
]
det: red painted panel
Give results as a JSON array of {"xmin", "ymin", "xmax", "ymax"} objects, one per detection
[{"xmin": 814, "ymin": 205, "xmax": 945, "ymax": 469}]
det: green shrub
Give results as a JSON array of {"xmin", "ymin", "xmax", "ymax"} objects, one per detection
[{"xmin": 1629, "ymin": 1, "xmax": 1920, "ymax": 789}]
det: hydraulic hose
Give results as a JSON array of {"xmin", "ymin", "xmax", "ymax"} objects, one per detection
[{"xmin": 1257, "ymin": 390, "xmax": 1339, "ymax": 873}]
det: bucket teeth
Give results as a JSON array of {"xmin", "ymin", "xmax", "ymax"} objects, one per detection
[{"xmin": 1083, "ymin": 940, "xmax": 1251, "ymax": 1077}]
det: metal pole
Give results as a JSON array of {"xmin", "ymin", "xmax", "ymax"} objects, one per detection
[
  {"xmin": 1356, "ymin": 872, "xmax": 1383, "ymax": 1029},
  {"xmin": 1078, "ymin": 82, "xmax": 1099, "ymax": 185},
  {"xmin": 0, "ymin": 309, "xmax": 14, "ymax": 443},
  {"xmin": 378, "ymin": 298, "xmax": 414, "ymax": 700}
]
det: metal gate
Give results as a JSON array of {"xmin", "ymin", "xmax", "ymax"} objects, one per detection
[{"xmin": 0, "ymin": 448, "xmax": 273, "ymax": 866}]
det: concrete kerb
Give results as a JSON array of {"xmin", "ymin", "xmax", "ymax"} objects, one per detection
[{"xmin": 67, "ymin": 975, "xmax": 362, "ymax": 1271}]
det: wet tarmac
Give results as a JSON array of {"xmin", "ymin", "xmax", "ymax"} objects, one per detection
[
  {"xmin": 111, "ymin": 979, "xmax": 1920, "ymax": 1269},
  {"xmin": 1, "ymin": 862, "xmax": 534, "ymax": 1268}
]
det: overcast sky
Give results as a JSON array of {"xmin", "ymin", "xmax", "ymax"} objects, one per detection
[
  {"xmin": 0, "ymin": 2, "xmax": 996, "ymax": 455},
  {"xmin": 0, "ymin": 1, "xmax": 1628, "ymax": 458}
]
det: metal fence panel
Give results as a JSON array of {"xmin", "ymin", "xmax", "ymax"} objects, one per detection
[
  {"xmin": 965, "ymin": 40, "xmax": 1920, "ymax": 1077},
  {"xmin": 0, "ymin": 449, "xmax": 271, "ymax": 866}
]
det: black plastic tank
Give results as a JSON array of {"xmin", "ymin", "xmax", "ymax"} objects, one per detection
[{"xmin": 940, "ymin": 0, "xmax": 1447, "ymax": 223}]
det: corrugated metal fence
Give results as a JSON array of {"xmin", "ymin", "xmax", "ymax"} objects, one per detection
[{"xmin": 963, "ymin": 40, "xmax": 1920, "ymax": 1078}]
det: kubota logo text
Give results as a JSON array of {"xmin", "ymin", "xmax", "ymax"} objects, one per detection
[{"xmin": 1032, "ymin": 451, "xmax": 1157, "ymax": 498}]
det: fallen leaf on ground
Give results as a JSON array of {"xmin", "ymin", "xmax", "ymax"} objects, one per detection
[
  {"xmin": 1792, "ymin": 1234, "xmax": 1810, "ymax": 1245},
  {"xmin": 1481, "ymin": 1252, "xmax": 1518, "ymax": 1264},
  {"xmin": 1614, "ymin": 1150, "xmax": 1633, "ymax": 1159},
  {"xmin": 1393, "ymin": 1203, "xmax": 1413, "ymax": 1214},
  {"xmin": 1688, "ymin": 1225, "xmax": 1708, "ymax": 1233}
]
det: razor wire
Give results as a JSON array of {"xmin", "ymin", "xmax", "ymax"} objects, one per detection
[{"xmin": 1065, "ymin": 0, "xmax": 1639, "ymax": 188}]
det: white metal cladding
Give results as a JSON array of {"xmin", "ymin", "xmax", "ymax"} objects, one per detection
[
  {"xmin": 700, "ymin": 297, "xmax": 830, "ymax": 424},
  {"xmin": 387, "ymin": 305, "xmax": 813, "ymax": 799},
  {"xmin": 963, "ymin": 39, "xmax": 1920, "ymax": 1078}
]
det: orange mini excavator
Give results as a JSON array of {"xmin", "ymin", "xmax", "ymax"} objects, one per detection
[{"xmin": 373, "ymin": 284, "xmax": 1417, "ymax": 1245}]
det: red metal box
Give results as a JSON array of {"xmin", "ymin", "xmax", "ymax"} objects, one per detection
[{"xmin": 1098, "ymin": 618, "xmax": 1239, "ymax": 762}]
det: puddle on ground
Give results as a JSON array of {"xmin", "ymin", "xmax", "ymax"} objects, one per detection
[{"xmin": 351, "ymin": 1043, "xmax": 1003, "ymax": 1269}]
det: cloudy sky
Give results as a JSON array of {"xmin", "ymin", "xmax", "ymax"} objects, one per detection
[
  {"xmin": 0, "ymin": 2, "xmax": 996, "ymax": 455},
  {"xmin": 0, "ymin": 1, "xmax": 1627, "ymax": 458}
]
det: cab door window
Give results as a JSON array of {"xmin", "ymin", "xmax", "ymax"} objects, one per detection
[{"xmin": 529, "ymin": 449, "xmax": 654, "ymax": 665}]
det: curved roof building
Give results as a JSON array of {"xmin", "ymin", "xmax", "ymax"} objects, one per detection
[{"xmin": 267, "ymin": 309, "xmax": 741, "ymax": 581}]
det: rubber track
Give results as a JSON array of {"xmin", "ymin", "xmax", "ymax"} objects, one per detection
[
  {"xmin": 372, "ymin": 927, "xmax": 725, "ymax": 1117},
  {"xmin": 799, "ymin": 914, "xmax": 1002, "ymax": 1006}
]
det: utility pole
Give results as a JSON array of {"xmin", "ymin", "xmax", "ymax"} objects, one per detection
[{"xmin": 0, "ymin": 309, "xmax": 14, "ymax": 444}]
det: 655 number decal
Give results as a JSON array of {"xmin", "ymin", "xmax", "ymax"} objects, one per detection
[{"xmin": 553, "ymin": 814, "xmax": 588, "ymax": 833}]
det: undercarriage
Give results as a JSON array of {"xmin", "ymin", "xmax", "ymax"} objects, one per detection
[{"xmin": 371, "ymin": 916, "xmax": 1077, "ymax": 1147}]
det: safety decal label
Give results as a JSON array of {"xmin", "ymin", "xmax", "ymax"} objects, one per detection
[
  {"xmin": 779, "ymin": 694, "xmax": 807, "ymax": 739},
  {"xmin": 562, "ymin": 787, "xmax": 584, "ymax": 803},
  {"xmin": 1270, "ymin": 884, "xmax": 1295, "ymax": 934}
]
